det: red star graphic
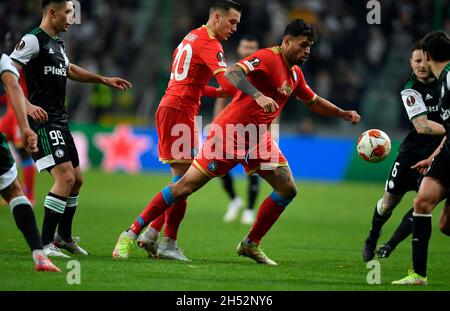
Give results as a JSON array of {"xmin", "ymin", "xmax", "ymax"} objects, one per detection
[{"xmin": 94, "ymin": 125, "xmax": 151, "ymax": 173}]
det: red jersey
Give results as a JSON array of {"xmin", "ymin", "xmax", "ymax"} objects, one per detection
[
  {"xmin": 216, "ymin": 46, "xmax": 316, "ymax": 127},
  {"xmin": 160, "ymin": 25, "xmax": 228, "ymax": 116}
]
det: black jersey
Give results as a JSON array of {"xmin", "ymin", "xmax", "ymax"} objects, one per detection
[
  {"xmin": 10, "ymin": 27, "xmax": 70, "ymax": 125},
  {"xmin": 437, "ymin": 62, "xmax": 450, "ymax": 153},
  {"xmin": 398, "ymin": 74, "xmax": 442, "ymax": 158}
]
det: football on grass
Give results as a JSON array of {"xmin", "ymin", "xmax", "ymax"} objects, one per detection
[{"xmin": 357, "ymin": 129, "xmax": 391, "ymax": 163}]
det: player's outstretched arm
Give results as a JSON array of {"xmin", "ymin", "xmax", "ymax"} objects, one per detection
[
  {"xmin": 411, "ymin": 115, "xmax": 446, "ymax": 135},
  {"xmin": 68, "ymin": 64, "xmax": 133, "ymax": 90},
  {"xmin": 225, "ymin": 65, "xmax": 278, "ymax": 113},
  {"xmin": 1, "ymin": 72, "xmax": 38, "ymax": 153},
  {"xmin": 306, "ymin": 96, "xmax": 360, "ymax": 124}
]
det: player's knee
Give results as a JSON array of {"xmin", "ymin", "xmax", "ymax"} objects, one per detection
[
  {"xmin": 172, "ymin": 180, "xmax": 195, "ymax": 199},
  {"xmin": 58, "ymin": 171, "xmax": 76, "ymax": 190},
  {"xmin": 281, "ymin": 183, "xmax": 298, "ymax": 200},
  {"xmin": 413, "ymin": 195, "xmax": 433, "ymax": 214},
  {"xmin": 1, "ymin": 180, "xmax": 23, "ymax": 202},
  {"xmin": 439, "ymin": 221, "xmax": 450, "ymax": 236},
  {"xmin": 380, "ymin": 198, "xmax": 395, "ymax": 214},
  {"xmin": 439, "ymin": 213, "xmax": 450, "ymax": 236},
  {"xmin": 73, "ymin": 175, "xmax": 84, "ymax": 191}
]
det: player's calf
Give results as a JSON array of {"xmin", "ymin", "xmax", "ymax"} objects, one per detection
[{"xmin": 439, "ymin": 203, "xmax": 450, "ymax": 236}]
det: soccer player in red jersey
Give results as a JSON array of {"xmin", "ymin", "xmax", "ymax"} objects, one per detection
[
  {"xmin": 113, "ymin": 19, "xmax": 360, "ymax": 264},
  {"xmin": 113, "ymin": 0, "xmax": 241, "ymax": 260}
]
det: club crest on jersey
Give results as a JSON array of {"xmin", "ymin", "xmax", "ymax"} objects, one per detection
[
  {"xmin": 278, "ymin": 81, "xmax": 293, "ymax": 96},
  {"xmin": 15, "ymin": 40, "xmax": 25, "ymax": 51},
  {"xmin": 208, "ymin": 161, "xmax": 218, "ymax": 172},
  {"xmin": 249, "ymin": 57, "xmax": 260, "ymax": 67},
  {"xmin": 217, "ymin": 52, "xmax": 227, "ymax": 68},
  {"xmin": 441, "ymin": 108, "xmax": 450, "ymax": 121},
  {"xmin": 406, "ymin": 95, "xmax": 415, "ymax": 107}
]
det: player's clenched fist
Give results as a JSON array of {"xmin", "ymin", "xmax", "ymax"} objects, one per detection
[
  {"xmin": 21, "ymin": 127, "xmax": 38, "ymax": 154},
  {"xmin": 341, "ymin": 110, "xmax": 361, "ymax": 125}
]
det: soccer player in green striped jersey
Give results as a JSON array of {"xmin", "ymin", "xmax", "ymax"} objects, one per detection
[{"xmin": 10, "ymin": 0, "xmax": 132, "ymax": 258}]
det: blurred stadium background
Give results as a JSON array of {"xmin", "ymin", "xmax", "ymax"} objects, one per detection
[
  {"xmin": 1, "ymin": 0, "xmax": 450, "ymax": 291},
  {"xmin": 1, "ymin": 0, "xmax": 449, "ymax": 181}
]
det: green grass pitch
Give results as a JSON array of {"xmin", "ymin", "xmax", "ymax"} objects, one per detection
[{"xmin": 0, "ymin": 169, "xmax": 449, "ymax": 290}]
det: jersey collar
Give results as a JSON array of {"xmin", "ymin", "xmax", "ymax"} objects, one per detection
[
  {"xmin": 272, "ymin": 45, "xmax": 294, "ymax": 71},
  {"xmin": 202, "ymin": 25, "xmax": 216, "ymax": 40},
  {"xmin": 38, "ymin": 27, "xmax": 61, "ymax": 41},
  {"xmin": 439, "ymin": 61, "xmax": 450, "ymax": 81}
]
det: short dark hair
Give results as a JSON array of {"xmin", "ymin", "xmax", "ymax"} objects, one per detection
[
  {"xmin": 284, "ymin": 19, "xmax": 317, "ymax": 42},
  {"xmin": 42, "ymin": 0, "xmax": 67, "ymax": 10},
  {"xmin": 421, "ymin": 31, "xmax": 450, "ymax": 62},
  {"xmin": 210, "ymin": 0, "xmax": 242, "ymax": 14},
  {"xmin": 409, "ymin": 41, "xmax": 425, "ymax": 58}
]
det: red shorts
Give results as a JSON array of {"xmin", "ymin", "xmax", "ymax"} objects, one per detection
[
  {"xmin": 0, "ymin": 110, "xmax": 21, "ymax": 146},
  {"xmin": 192, "ymin": 125, "xmax": 288, "ymax": 177},
  {"xmin": 156, "ymin": 105, "xmax": 199, "ymax": 164}
]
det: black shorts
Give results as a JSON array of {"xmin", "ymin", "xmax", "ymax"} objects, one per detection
[
  {"xmin": 32, "ymin": 123, "xmax": 80, "ymax": 172},
  {"xmin": 426, "ymin": 149, "xmax": 450, "ymax": 189},
  {"xmin": 385, "ymin": 152, "xmax": 423, "ymax": 195},
  {"xmin": 0, "ymin": 133, "xmax": 18, "ymax": 190}
]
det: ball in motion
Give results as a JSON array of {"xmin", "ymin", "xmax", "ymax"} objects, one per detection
[{"xmin": 357, "ymin": 129, "xmax": 391, "ymax": 163}]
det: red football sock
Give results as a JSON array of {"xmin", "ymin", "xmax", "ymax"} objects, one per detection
[
  {"xmin": 22, "ymin": 165, "xmax": 35, "ymax": 202},
  {"xmin": 150, "ymin": 214, "xmax": 165, "ymax": 232},
  {"xmin": 130, "ymin": 191, "xmax": 173, "ymax": 235},
  {"xmin": 164, "ymin": 198, "xmax": 187, "ymax": 240},
  {"xmin": 149, "ymin": 177, "xmax": 181, "ymax": 232},
  {"xmin": 247, "ymin": 195, "xmax": 286, "ymax": 245}
]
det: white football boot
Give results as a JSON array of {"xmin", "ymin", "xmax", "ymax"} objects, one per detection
[
  {"xmin": 44, "ymin": 243, "xmax": 71, "ymax": 259},
  {"xmin": 223, "ymin": 197, "xmax": 244, "ymax": 223},
  {"xmin": 157, "ymin": 237, "xmax": 191, "ymax": 261}
]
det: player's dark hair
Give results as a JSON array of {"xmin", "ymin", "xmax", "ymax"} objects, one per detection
[
  {"xmin": 210, "ymin": 0, "xmax": 242, "ymax": 14},
  {"xmin": 409, "ymin": 41, "xmax": 425, "ymax": 58},
  {"xmin": 42, "ymin": 0, "xmax": 67, "ymax": 10},
  {"xmin": 284, "ymin": 19, "xmax": 317, "ymax": 42},
  {"xmin": 421, "ymin": 31, "xmax": 450, "ymax": 62},
  {"xmin": 240, "ymin": 35, "xmax": 258, "ymax": 43}
]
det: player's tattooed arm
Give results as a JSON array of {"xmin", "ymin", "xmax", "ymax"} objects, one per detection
[
  {"xmin": 225, "ymin": 65, "xmax": 279, "ymax": 112},
  {"xmin": 411, "ymin": 115, "xmax": 446, "ymax": 135},
  {"xmin": 225, "ymin": 65, "xmax": 260, "ymax": 98}
]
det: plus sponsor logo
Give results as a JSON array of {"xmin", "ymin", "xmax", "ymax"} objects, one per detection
[{"xmin": 44, "ymin": 63, "xmax": 67, "ymax": 76}]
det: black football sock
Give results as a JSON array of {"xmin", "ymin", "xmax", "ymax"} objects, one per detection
[
  {"xmin": 412, "ymin": 214, "xmax": 432, "ymax": 277},
  {"xmin": 386, "ymin": 208, "xmax": 413, "ymax": 249},
  {"xmin": 247, "ymin": 175, "xmax": 260, "ymax": 210},
  {"xmin": 9, "ymin": 196, "xmax": 43, "ymax": 251},
  {"xmin": 221, "ymin": 173, "xmax": 236, "ymax": 200},
  {"xmin": 58, "ymin": 194, "xmax": 78, "ymax": 241},
  {"xmin": 368, "ymin": 203, "xmax": 392, "ymax": 242},
  {"xmin": 42, "ymin": 193, "xmax": 66, "ymax": 246}
]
